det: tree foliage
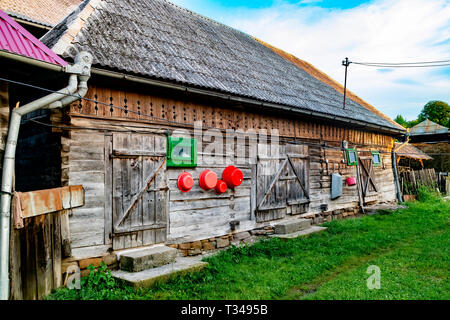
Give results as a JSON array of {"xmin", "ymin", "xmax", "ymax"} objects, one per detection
[
  {"xmin": 394, "ymin": 100, "xmax": 449, "ymax": 128},
  {"xmin": 394, "ymin": 115, "xmax": 408, "ymax": 128},
  {"xmin": 418, "ymin": 100, "xmax": 450, "ymax": 127}
]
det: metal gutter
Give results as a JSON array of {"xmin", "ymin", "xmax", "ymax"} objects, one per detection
[
  {"xmin": 0, "ymin": 51, "xmax": 93, "ymax": 300},
  {"xmin": 91, "ymin": 67, "xmax": 406, "ymax": 136},
  {"xmin": 0, "ymin": 50, "xmax": 65, "ymax": 72}
]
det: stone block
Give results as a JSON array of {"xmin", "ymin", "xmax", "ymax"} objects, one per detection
[
  {"xmin": 190, "ymin": 241, "xmax": 202, "ymax": 249},
  {"xmin": 188, "ymin": 248, "xmax": 202, "ymax": 256},
  {"xmin": 216, "ymin": 238, "xmax": 230, "ymax": 248},
  {"xmin": 78, "ymin": 257, "xmax": 102, "ymax": 270},
  {"xmin": 202, "ymin": 241, "xmax": 215, "ymax": 251},
  {"xmin": 102, "ymin": 254, "xmax": 117, "ymax": 266},
  {"xmin": 120, "ymin": 246, "xmax": 177, "ymax": 272},
  {"xmin": 178, "ymin": 243, "xmax": 190, "ymax": 250},
  {"xmin": 274, "ymin": 219, "xmax": 311, "ymax": 234}
]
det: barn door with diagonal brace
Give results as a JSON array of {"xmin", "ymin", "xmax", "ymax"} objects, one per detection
[
  {"xmin": 111, "ymin": 133, "xmax": 168, "ymax": 250},
  {"xmin": 358, "ymin": 153, "xmax": 378, "ymax": 202},
  {"xmin": 256, "ymin": 144, "xmax": 309, "ymax": 222}
]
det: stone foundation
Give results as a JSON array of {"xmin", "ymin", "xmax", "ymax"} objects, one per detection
[{"xmin": 61, "ymin": 252, "xmax": 118, "ymax": 283}]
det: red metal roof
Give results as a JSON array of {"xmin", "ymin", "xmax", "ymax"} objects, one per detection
[{"xmin": 0, "ymin": 10, "xmax": 67, "ymax": 66}]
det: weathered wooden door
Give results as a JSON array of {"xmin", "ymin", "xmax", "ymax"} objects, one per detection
[
  {"xmin": 110, "ymin": 133, "xmax": 168, "ymax": 250},
  {"xmin": 358, "ymin": 152, "xmax": 378, "ymax": 203},
  {"xmin": 256, "ymin": 144, "xmax": 309, "ymax": 222}
]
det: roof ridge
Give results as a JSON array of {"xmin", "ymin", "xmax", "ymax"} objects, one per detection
[
  {"xmin": 254, "ymin": 37, "xmax": 405, "ymax": 131},
  {"xmin": 42, "ymin": 0, "xmax": 97, "ymax": 55}
]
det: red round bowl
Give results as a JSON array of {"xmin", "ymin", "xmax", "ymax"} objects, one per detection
[
  {"xmin": 178, "ymin": 172, "xmax": 194, "ymax": 192},
  {"xmin": 215, "ymin": 180, "xmax": 228, "ymax": 194},
  {"xmin": 199, "ymin": 169, "xmax": 218, "ymax": 191},
  {"xmin": 222, "ymin": 165, "xmax": 243, "ymax": 188}
]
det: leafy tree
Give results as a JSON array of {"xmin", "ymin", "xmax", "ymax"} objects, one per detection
[
  {"xmin": 407, "ymin": 119, "xmax": 420, "ymax": 128},
  {"xmin": 418, "ymin": 100, "xmax": 450, "ymax": 127},
  {"xmin": 394, "ymin": 115, "xmax": 408, "ymax": 128}
]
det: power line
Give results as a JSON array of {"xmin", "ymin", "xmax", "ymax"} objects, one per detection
[
  {"xmin": 352, "ymin": 62, "xmax": 450, "ymax": 68},
  {"xmin": 352, "ymin": 59, "xmax": 450, "ymax": 65}
]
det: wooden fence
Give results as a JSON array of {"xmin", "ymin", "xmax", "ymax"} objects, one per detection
[
  {"xmin": 9, "ymin": 210, "xmax": 71, "ymax": 300},
  {"xmin": 399, "ymin": 168, "xmax": 438, "ymax": 196},
  {"xmin": 9, "ymin": 185, "xmax": 83, "ymax": 300}
]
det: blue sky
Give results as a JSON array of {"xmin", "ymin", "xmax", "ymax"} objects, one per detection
[{"xmin": 171, "ymin": 0, "xmax": 450, "ymax": 121}]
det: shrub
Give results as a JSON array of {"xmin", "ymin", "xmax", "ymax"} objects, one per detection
[
  {"xmin": 47, "ymin": 262, "xmax": 134, "ymax": 300},
  {"xmin": 416, "ymin": 185, "xmax": 441, "ymax": 202}
]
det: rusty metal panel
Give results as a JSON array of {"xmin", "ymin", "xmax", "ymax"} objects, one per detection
[{"xmin": 20, "ymin": 185, "xmax": 84, "ymax": 218}]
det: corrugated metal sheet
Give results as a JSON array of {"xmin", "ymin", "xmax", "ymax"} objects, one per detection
[
  {"xmin": 394, "ymin": 142, "xmax": 433, "ymax": 160},
  {"xmin": 0, "ymin": 10, "xmax": 67, "ymax": 66},
  {"xmin": 410, "ymin": 119, "xmax": 449, "ymax": 135}
]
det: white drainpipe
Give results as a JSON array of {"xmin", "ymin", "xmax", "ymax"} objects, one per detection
[{"xmin": 0, "ymin": 51, "xmax": 93, "ymax": 300}]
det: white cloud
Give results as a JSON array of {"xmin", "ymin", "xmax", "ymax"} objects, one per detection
[{"xmin": 176, "ymin": 0, "xmax": 450, "ymax": 120}]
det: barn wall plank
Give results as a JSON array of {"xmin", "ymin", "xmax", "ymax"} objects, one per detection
[{"xmin": 64, "ymin": 130, "xmax": 106, "ymax": 249}]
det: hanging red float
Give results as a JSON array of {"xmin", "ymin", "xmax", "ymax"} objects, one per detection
[
  {"xmin": 215, "ymin": 180, "xmax": 228, "ymax": 194},
  {"xmin": 177, "ymin": 172, "xmax": 194, "ymax": 192},
  {"xmin": 222, "ymin": 165, "xmax": 243, "ymax": 188},
  {"xmin": 199, "ymin": 169, "xmax": 218, "ymax": 191}
]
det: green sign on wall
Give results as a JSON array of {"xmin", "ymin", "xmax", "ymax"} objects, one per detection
[{"xmin": 167, "ymin": 136, "xmax": 197, "ymax": 167}]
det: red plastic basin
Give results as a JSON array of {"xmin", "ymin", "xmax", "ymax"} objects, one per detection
[
  {"xmin": 222, "ymin": 165, "xmax": 243, "ymax": 188},
  {"xmin": 215, "ymin": 180, "xmax": 228, "ymax": 194},
  {"xmin": 199, "ymin": 169, "xmax": 218, "ymax": 191},
  {"xmin": 178, "ymin": 172, "xmax": 194, "ymax": 192}
]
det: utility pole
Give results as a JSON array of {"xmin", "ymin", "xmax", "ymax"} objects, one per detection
[{"xmin": 342, "ymin": 57, "xmax": 351, "ymax": 109}]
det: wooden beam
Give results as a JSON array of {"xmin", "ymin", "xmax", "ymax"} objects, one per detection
[{"xmin": 19, "ymin": 186, "xmax": 85, "ymax": 218}]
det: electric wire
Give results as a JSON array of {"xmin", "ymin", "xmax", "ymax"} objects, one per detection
[
  {"xmin": 350, "ymin": 58, "xmax": 450, "ymax": 68},
  {"xmin": 352, "ymin": 59, "xmax": 450, "ymax": 65}
]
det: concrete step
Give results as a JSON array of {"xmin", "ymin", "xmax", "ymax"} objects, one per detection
[
  {"xmin": 271, "ymin": 226, "xmax": 327, "ymax": 239},
  {"xmin": 274, "ymin": 218, "xmax": 311, "ymax": 235},
  {"xmin": 112, "ymin": 256, "xmax": 208, "ymax": 288},
  {"xmin": 119, "ymin": 245, "xmax": 177, "ymax": 272}
]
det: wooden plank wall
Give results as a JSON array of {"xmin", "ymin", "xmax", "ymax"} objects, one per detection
[
  {"xmin": 61, "ymin": 129, "xmax": 106, "ymax": 248},
  {"xmin": 69, "ymin": 85, "xmax": 395, "ymax": 148},
  {"xmin": 59, "ymin": 85, "xmax": 397, "ymax": 251}
]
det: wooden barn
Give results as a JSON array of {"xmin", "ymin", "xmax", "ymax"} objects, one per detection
[{"xmin": 7, "ymin": 0, "xmax": 406, "ymax": 290}]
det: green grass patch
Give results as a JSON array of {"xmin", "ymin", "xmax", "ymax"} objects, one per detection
[{"xmin": 48, "ymin": 196, "xmax": 449, "ymax": 300}]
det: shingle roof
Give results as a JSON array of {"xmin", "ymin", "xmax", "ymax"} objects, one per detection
[
  {"xmin": 0, "ymin": 10, "xmax": 67, "ymax": 66},
  {"xmin": 0, "ymin": 0, "xmax": 83, "ymax": 27},
  {"xmin": 394, "ymin": 142, "xmax": 432, "ymax": 160},
  {"xmin": 41, "ymin": 0, "xmax": 404, "ymax": 133},
  {"xmin": 410, "ymin": 119, "xmax": 449, "ymax": 136}
]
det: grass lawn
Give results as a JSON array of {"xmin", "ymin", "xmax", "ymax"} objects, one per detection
[{"xmin": 49, "ymin": 194, "xmax": 449, "ymax": 300}]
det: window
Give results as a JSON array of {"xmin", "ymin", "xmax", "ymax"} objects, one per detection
[
  {"xmin": 371, "ymin": 151, "xmax": 382, "ymax": 167},
  {"xmin": 167, "ymin": 136, "xmax": 197, "ymax": 167},
  {"xmin": 346, "ymin": 148, "xmax": 358, "ymax": 166}
]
